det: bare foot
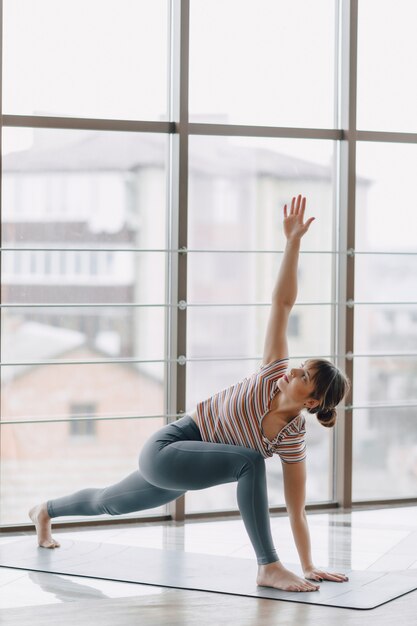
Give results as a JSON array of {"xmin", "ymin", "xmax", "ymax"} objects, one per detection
[
  {"xmin": 257, "ymin": 561, "xmax": 320, "ymax": 592},
  {"xmin": 28, "ymin": 503, "xmax": 60, "ymax": 549}
]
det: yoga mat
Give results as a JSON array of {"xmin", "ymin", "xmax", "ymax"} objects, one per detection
[{"xmin": 1, "ymin": 537, "xmax": 417, "ymax": 610}]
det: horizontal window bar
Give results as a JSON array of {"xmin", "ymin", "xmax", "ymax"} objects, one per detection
[
  {"xmin": 346, "ymin": 352, "xmax": 417, "ymax": 358},
  {"xmin": 2, "ymin": 115, "xmax": 173, "ymax": 134},
  {"xmin": 0, "ymin": 413, "xmax": 180, "ymax": 426},
  {"xmin": 2, "ymin": 116, "xmax": 340, "ymax": 139},
  {"xmin": 355, "ymin": 130, "xmax": 417, "ymax": 144},
  {"xmin": 350, "ymin": 301, "xmax": 417, "ymax": 306},
  {"xmin": 3, "ymin": 401, "xmax": 417, "ymax": 426},
  {"xmin": 0, "ymin": 303, "xmax": 171, "ymax": 309},
  {"xmin": 1, "ymin": 247, "xmax": 173, "ymax": 253},
  {"xmin": 2, "ymin": 247, "xmax": 417, "ymax": 256},
  {"xmin": 188, "ymin": 123, "xmax": 341, "ymax": 140},
  {"xmin": 346, "ymin": 402, "xmax": 417, "ymax": 411},
  {"xmin": 352, "ymin": 498, "xmax": 417, "ymax": 509},
  {"xmin": 2, "ymin": 301, "xmax": 416, "ymax": 310},
  {"xmin": 350, "ymin": 250, "xmax": 417, "ymax": 256},
  {"xmin": 0, "ymin": 302, "xmax": 340, "ymax": 309},
  {"xmin": 2, "ymin": 352, "xmax": 416, "ymax": 368},
  {"xmin": 4, "ymin": 116, "xmax": 416, "ymax": 143},
  {"xmin": 1, "ymin": 357, "xmax": 172, "ymax": 367}
]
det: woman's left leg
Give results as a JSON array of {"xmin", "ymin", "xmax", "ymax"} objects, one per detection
[
  {"xmin": 46, "ymin": 470, "xmax": 185, "ymax": 518},
  {"xmin": 138, "ymin": 416, "xmax": 279, "ymax": 565}
]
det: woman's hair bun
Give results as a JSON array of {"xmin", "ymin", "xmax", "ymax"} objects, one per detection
[{"xmin": 316, "ymin": 406, "xmax": 337, "ymax": 428}]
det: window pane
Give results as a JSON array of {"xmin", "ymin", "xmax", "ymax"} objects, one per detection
[
  {"xmin": 1, "ymin": 362, "xmax": 164, "ymax": 423},
  {"xmin": 187, "ymin": 305, "xmax": 333, "ymax": 365},
  {"xmin": 1, "ymin": 304, "xmax": 165, "ymax": 363},
  {"xmin": 2, "ymin": 128, "xmax": 168, "ymax": 248},
  {"xmin": 188, "ymin": 136, "xmax": 336, "ymax": 250},
  {"xmin": 356, "ymin": 142, "xmax": 417, "ymax": 252},
  {"xmin": 0, "ymin": 418, "xmax": 165, "ymax": 525},
  {"xmin": 355, "ymin": 306, "xmax": 417, "ymax": 356},
  {"xmin": 3, "ymin": 0, "xmax": 168, "ymax": 120},
  {"xmin": 2, "ymin": 128, "xmax": 168, "ymax": 382},
  {"xmin": 189, "ymin": 0, "xmax": 336, "ymax": 128},
  {"xmin": 354, "ymin": 141, "xmax": 417, "ymax": 503},
  {"xmin": 354, "ymin": 356, "xmax": 417, "ymax": 406},
  {"xmin": 352, "ymin": 407, "xmax": 417, "ymax": 501},
  {"xmin": 355, "ymin": 257, "xmax": 417, "ymax": 303},
  {"xmin": 357, "ymin": 0, "xmax": 417, "ymax": 132},
  {"xmin": 186, "ymin": 135, "xmax": 336, "ymax": 513},
  {"xmin": 1, "ymin": 127, "xmax": 169, "ymax": 523}
]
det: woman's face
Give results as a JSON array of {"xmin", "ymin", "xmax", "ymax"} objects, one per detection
[{"xmin": 277, "ymin": 360, "xmax": 320, "ymax": 409}]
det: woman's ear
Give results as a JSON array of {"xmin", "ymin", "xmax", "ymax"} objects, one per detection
[{"xmin": 305, "ymin": 398, "xmax": 321, "ymax": 410}]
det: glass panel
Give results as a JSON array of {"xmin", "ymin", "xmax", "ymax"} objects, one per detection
[
  {"xmin": 0, "ymin": 418, "xmax": 165, "ymax": 525},
  {"xmin": 1, "ymin": 362, "xmax": 164, "ymax": 423},
  {"xmin": 355, "ymin": 305, "xmax": 417, "ymax": 355},
  {"xmin": 355, "ymin": 256, "xmax": 417, "ymax": 303},
  {"xmin": 1, "ymin": 251, "xmax": 166, "ymax": 304},
  {"xmin": 357, "ymin": 0, "xmax": 417, "ymax": 132},
  {"xmin": 356, "ymin": 142, "xmax": 417, "ymax": 252},
  {"xmin": 2, "ymin": 128, "xmax": 168, "ymax": 248},
  {"xmin": 352, "ymin": 407, "xmax": 417, "ymax": 501},
  {"xmin": 354, "ymin": 355, "xmax": 417, "ymax": 407},
  {"xmin": 187, "ymin": 304, "xmax": 333, "ymax": 367},
  {"xmin": 189, "ymin": 0, "xmax": 336, "ymax": 128},
  {"xmin": 188, "ymin": 136, "xmax": 336, "ymax": 250},
  {"xmin": 1, "ymin": 305, "xmax": 165, "ymax": 364},
  {"xmin": 3, "ymin": 0, "xmax": 169, "ymax": 120},
  {"xmin": 186, "ymin": 135, "xmax": 336, "ymax": 514},
  {"xmin": 355, "ymin": 139, "xmax": 417, "ymax": 501}
]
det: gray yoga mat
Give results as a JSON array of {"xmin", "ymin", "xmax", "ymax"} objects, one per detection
[{"xmin": 1, "ymin": 537, "xmax": 416, "ymax": 610}]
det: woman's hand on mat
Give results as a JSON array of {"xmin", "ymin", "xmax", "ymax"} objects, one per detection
[
  {"xmin": 303, "ymin": 566, "xmax": 349, "ymax": 583},
  {"xmin": 283, "ymin": 194, "xmax": 315, "ymax": 242}
]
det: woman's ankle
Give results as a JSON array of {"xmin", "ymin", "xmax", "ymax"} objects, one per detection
[
  {"xmin": 258, "ymin": 560, "xmax": 285, "ymax": 571},
  {"xmin": 41, "ymin": 502, "xmax": 51, "ymax": 519}
]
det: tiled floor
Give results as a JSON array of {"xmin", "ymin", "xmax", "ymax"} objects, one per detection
[{"xmin": 1, "ymin": 505, "xmax": 417, "ymax": 625}]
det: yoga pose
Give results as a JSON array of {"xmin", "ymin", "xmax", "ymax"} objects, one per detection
[{"xmin": 29, "ymin": 194, "xmax": 350, "ymax": 593}]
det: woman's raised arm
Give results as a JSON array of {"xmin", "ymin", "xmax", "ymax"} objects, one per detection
[{"xmin": 262, "ymin": 195, "xmax": 315, "ymax": 365}]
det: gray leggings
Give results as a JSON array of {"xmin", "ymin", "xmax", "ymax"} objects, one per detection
[{"xmin": 46, "ymin": 415, "xmax": 279, "ymax": 565}]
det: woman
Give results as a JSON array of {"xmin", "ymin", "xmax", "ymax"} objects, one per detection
[{"xmin": 29, "ymin": 194, "xmax": 350, "ymax": 593}]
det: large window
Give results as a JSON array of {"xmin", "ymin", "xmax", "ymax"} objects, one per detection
[
  {"xmin": 353, "ymin": 141, "xmax": 417, "ymax": 500},
  {"xmin": 1, "ymin": 0, "xmax": 416, "ymax": 528}
]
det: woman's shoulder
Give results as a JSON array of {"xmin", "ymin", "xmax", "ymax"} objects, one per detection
[{"xmin": 258, "ymin": 357, "xmax": 289, "ymax": 376}]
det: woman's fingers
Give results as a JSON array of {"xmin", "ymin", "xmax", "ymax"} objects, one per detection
[
  {"xmin": 283, "ymin": 204, "xmax": 288, "ymax": 218},
  {"xmin": 289, "ymin": 194, "xmax": 305, "ymax": 217},
  {"xmin": 300, "ymin": 196, "xmax": 306, "ymax": 217},
  {"xmin": 321, "ymin": 572, "xmax": 349, "ymax": 582}
]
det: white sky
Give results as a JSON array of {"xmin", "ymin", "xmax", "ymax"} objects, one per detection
[{"xmin": 2, "ymin": 0, "xmax": 417, "ymax": 249}]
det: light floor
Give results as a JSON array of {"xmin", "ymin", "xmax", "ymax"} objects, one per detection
[{"xmin": 1, "ymin": 505, "xmax": 417, "ymax": 625}]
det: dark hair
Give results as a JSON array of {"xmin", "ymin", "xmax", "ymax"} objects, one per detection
[{"xmin": 304, "ymin": 359, "xmax": 351, "ymax": 428}]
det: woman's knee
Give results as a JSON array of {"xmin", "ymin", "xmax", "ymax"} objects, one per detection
[
  {"xmin": 138, "ymin": 439, "xmax": 167, "ymax": 488},
  {"xmin": 92, "ymin": 489, "xmax": 119, "ymax": 516},
  {"xmin": 237, "ymin": 448, "xmax": 265, "ymax": 477}
]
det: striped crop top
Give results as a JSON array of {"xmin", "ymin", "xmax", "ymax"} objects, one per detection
[{"xmin": 195, "ymin": 357, "xmax": 306, "ymax": 463}]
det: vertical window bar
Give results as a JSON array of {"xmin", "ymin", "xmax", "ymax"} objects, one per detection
[
  {"xmin": 166, "ymin": 0, "xmax": 190, "ymax": 522},
  {"xmin": 335, "ymin": 0, "xmax": 358, "ymax": 509},
  {"xmin": 0, "ymin": 0, "xmax": 4, "ymax": 517},
  {"xmin": 329, "ymin": 0, "xmax": 341, "ymax": 501}
]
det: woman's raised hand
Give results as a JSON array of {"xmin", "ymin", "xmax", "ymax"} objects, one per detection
[{"xmin": 283, "ymin": 194, "xmax": 315, "ymax": 241}]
